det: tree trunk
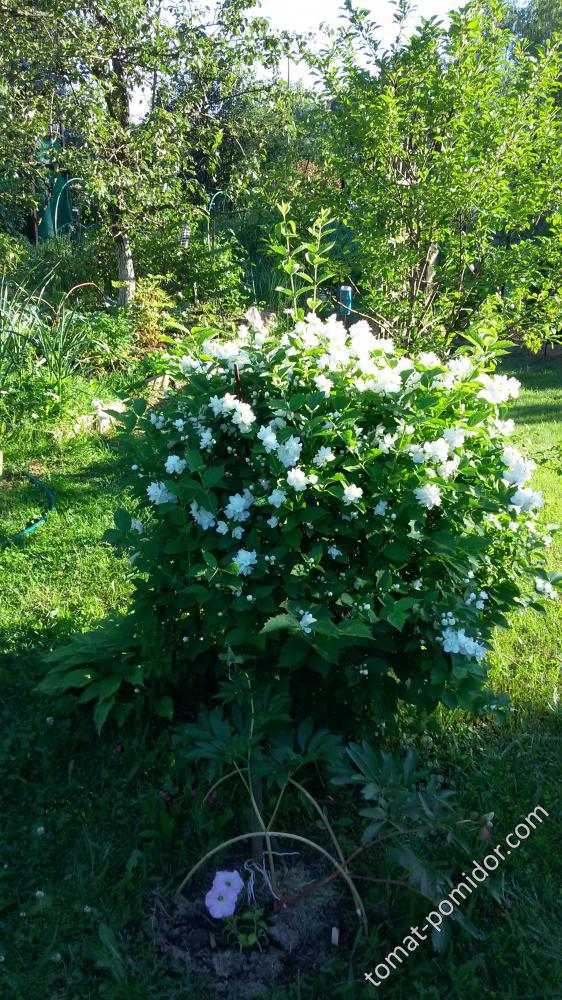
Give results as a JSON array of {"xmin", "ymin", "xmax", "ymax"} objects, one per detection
[{"xmin": 115, "ymin": 231, "xmax": 135, "ymax": 306}]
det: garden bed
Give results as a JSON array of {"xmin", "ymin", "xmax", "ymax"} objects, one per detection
[{"xmin": 150, "ymin": 862, "xmax": 342, "ymax": 998}]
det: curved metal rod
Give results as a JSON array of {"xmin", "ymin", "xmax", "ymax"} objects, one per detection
[{"xmin": 54, "ymin": 176, "xmax": 83, "ymax": 236}]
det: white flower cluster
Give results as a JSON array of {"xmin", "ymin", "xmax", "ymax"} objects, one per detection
[
  {"xmin": 407, "ymin": 429, "xmax": 465, "ymax": 482},
  {"xmin": 150, "ymin": 412, "xmax": 166, "ymax": 430},
  {"xmin": 287, "ymin": 467, "xmax": 311, "ymax": 491},
  {"xmin": 510, "ymin": 487, "xmax": 543, "ymax": 513},
  {"xmin": 314, "ymin": 446, "xmax": 335, "ymax": 467},
  {"xmin": 343, "ymin": 484, "xmax": 363, "ymax": 505},
  {"xmin": 233, "ymin": 549, "xmax": 258, "ymax": 576},
  {"xmin": 190, "ymin": 501, "xmax": 216, "ymax": 531},
  {"xmin": 491, "ymin": 417, "xmax": 515, "ymax": 438},
  {"xmin": 501, "ymin": 446, "xmax": 536, "ymax": 487},
  {"xmin": 165, "ymin": 455, "xmax": 187, "ymax": 476},
  {"xmin": 276, "ymin": 434, "xmax": 302, "ymax": 468},
  {"xmin": 209, "ymin": 393, "xmax": 256, "ymax": 433},
  {"xmin": 202, "ymin": 337, "xmax": 250, "ymax": 368},
  {"xmin": 440, "ymin": 627, "xmax": 487, "ymax": 661},
  {"xmin": 414, "ymin": 484, "xmax": 442, "ymax": 509},
  {"xmin": 466, "ymin": 589, "xmax": 489, "ymax": 611},
  {"xmin": 146, "ymin": 482, "xmax": 177, "ymax": 505},
  {"xmin": 299, "ymin": 611, "xmax": 317, "ymax": 633},
  {"xmin": 477, "ymin": 374, "xmax": 521, "ymax": 405},
  {"xmin": 430, "ymin": 355, "xmax": 473, "ymax": 389},
  {"xmin": 535, "ymin": 577, "xmax": 558, "ymax": 600},
  {"xmin": 225, "ymin": 491, "xmax": 254, "ymax": 523}
]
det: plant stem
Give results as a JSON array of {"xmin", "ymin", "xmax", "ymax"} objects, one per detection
[
  {"xmin": 202, "ymin": 768, "xmax": 248, "ymax": 806},
  {"xmin": 175, "ymin": 830, "xmax": 368, "ymax": 935},
  {"xmin": 279, "ymin": 823, "xmax": 452, "ymax": 910},
  {"xmin": 243, "ymin": 679, "xmax": 277, "ymax": 887},
  {"xmin": 288, "ymin": 778, "xmax": 347, "ymax": 868}
]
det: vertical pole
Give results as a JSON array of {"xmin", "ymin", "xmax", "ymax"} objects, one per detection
[
  {"xmin": 339, "ymin": 284, "xmax": 353, "ymax": 330},
  {"xmin": 31, "ymin": 178, "xmax": 39, "ymax": 248}
]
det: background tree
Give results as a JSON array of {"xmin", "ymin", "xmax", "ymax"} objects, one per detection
[
  {"xmin": 509, "ymin": 0, "xmax": 562, "ymax": 48},
  {"xmin": 297, "ymin": 0, "xmax": 562, "ymax": 347},
  {"xmin": 0, "ymin": 0, "xmax": 289, "ymax": 303}
]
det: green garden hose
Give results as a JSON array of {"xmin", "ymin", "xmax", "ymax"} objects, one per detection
[{"xmin": 1, "ymin": 472, "xmax": 56, "ymax": 548}]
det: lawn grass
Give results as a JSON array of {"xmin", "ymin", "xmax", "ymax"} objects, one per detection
[
  {"xmin": 0, "ymin": 351, "xmax": 560, "ymax": 998},
  {"xmin": 488, "ymin": 349, "xmax": 562, "ymax": 715}
]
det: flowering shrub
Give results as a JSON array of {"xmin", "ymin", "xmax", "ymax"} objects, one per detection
[{"xmin": 41, "ymin": 309, "xmax": 557, "ymax": 730}]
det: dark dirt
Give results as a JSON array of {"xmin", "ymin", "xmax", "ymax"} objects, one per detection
[{"xmin": 150, "ymin": 861, "xmax": 349, "ymax": 998}]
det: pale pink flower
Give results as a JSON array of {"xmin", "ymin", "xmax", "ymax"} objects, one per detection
[
  {"xmin": 212, "ymin": 870, "xmax": 244, "ymax": 897},
  {"xmin": 205, "ymin": 885, "xmax": 237, "ymax": 919}
]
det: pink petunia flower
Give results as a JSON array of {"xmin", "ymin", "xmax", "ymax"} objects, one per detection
[
  {"xmin": 212, "ymin": 870, "xmax": 244, "ymax": 898},
  {"xmin": 205, "ymin": 885, "xmax": 238, "ymax": 919}
]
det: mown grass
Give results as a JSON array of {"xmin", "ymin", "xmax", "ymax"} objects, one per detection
[
  {"xmin": 0, "ymin": 352, "xmax": 560, "ymax": 999},
  {"xmin": 489, "ymin": 349, "xmax": 562, "ymax": 715}
]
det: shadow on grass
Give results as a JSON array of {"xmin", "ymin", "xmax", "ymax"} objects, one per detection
[
  {"xmin": 508, "ymin": 402, "xmax": 562, "ymax": 425},
  {"xmin": 0, "ymin": 444, "xmax": 140, "ymax": 534},
  {"xmin": 0, "ymin": 617, "xmax": 560, "ymax": 1000},
  {"xmin": 499, "ymin": 347, "xmax": 562, "ymax": 392},
  {"xmin": 0, "ymin": 614, "xmax": 95, "ymax": 671}
]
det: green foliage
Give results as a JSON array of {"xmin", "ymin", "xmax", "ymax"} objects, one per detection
[
  {"xmin": 72, "ymin": 309, "xmax": 135, "ymax": 365},
  {"xmin": 330, "ymin": 742, "xmax": 457, "ymax": 844},
  {"xmin": 307, "ymin": 0, "xmax": 562, "ymax": 348},
  {"xmin": 40, "ymin": 312, "xmax": 555, "ymax": 731},
  {"xmin": 19, "ymin": 233, "xmax": 115, "ymax": 305},
  {"xmin": 509, "ymin": 0, "xmax": 562, "ymax": 53},
  {"xmin": 0, "ymin": 276, "xmax": 42, "ymax": 401},
  {"xmin": 128, "ymin": 275, "xmax": 181, "ymax": 347},
  {"xmin": 0, "ymin": 277, "xmax": 118, "ymax": 419},
  {"xmin": 264, "ymin": 203, "xmax": 341, "ymax": 318},
  {"xmin": 225, "ymin": 910, "xmax": 269, "ymax": 951},
  {"xmin": 173, "ymin": 676, "xmax": 479, "ymax": 942},
  {"xmin": 0, "ymin": 1, "xmax": 290, "ymax": 298},
  {"xmin": 328, "ymin": 742, "xmax": 482, "ymax": 929},
  {"xmin": 175, "ymin": 678, "xmax": 343, "ymax": 788},
  {"xmin": 0, "ymin": 232, "xmax": 33, "ymax": 278},
  {"xmin": 32, "ymin": 302, "xmax": 101, "ymax": 402},
  {"xmin": 132, "ymin": 220, "xmax": 247, "ymax": 315},
  {"xmin": 1, "ymin": 360, "xmax": 561, "ymax": 996}
]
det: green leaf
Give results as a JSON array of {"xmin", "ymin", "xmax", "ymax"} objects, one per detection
[
  {"xmin": 260, "ymin": 613, "xmax": 295, "ymax": 634},
  {"xmin": 202, "ymin": 550, "xmax": 218, "ymax": 570},
  {"xmin": 338, "ymin": 620, "xmax": 373, "ymax": 639},
  {"xmin": 279, "ymin": 637, "xmax": 308, "ymax": 667},
  {"xmin": 185, "ymin": 449, "xmax": 205, "ymax": 473},
  {"xmin": 132, "ymin": 398, "xmax": 147, "ymax": 417},
  {"xmin": 39, "ymin": 667, "xmax": 97, "ymax": 693},
  {"xmin": 431, "ymin": 918, "xmax": 452, "ymax": 954},
  {"xmin": 97, "ymin": 923, "xmax": 127, "ymax": 981},
  {"xmin": 383, "ymin": 542, "xmax": 411, "ymax": 563},
  {"xmin": 297, "ymin": 717, "xmax": 313, "ymax": 750},
  {"xmin": 114, "ymin": 508, "xmax": 132, "ymax": 532},
  {"xmin": 93, "ymin": 697, "xmax": 115, "ymax": 733},
  {"xmin": 113, "ymin": 702, "xmax": 133, "ymax": 727},
  {"xmin": 380, "ymin": 598, "xmax": 415, "ymax": 632},
  {"xmin": 202, "ymin": 466, "xmax": 225, "ymax": 489},
  {"xmin": 312, "ymin": 619, "xmax": 338, "ymax": 637},
  {"xmin": 98, "ymin": 677, "xmax": 122, "ymax": 700},
  {"xmin": 154, "ymin": 695, "xmax": 174, "ymax": 720}
]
